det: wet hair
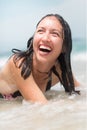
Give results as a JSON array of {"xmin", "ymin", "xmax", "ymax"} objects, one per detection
[{"xmin": 12, "ymin": 14, "xmax": 80, "ymax": 95}]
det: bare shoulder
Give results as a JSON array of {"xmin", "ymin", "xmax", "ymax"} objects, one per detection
[
  {"xmin": 7, "ymin": 55, "xmax": 22, "ymax": 75},
  {"xmin": 0, "ymin": 55, "xmax": 22, "ymax": 84},
  {"xmin": 7, "ymin": 55, "xmax": 23, "ymax": 81},
  {"xmin": 2, "ymin": 56, "xmax": 17, "ymax": 77},
  {"xmin": 0, "ymin": 56, "xmax": 16, "ymax": 82}
]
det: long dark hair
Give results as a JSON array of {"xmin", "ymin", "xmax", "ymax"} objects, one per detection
[{"xmin": 12, "ymin": 14, "xmax": 80, "ymax": 95}]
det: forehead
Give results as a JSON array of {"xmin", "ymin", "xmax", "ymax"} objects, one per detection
[{"xmin": 37, "ymin": 16, "xmax": 63, "ymax": 30}]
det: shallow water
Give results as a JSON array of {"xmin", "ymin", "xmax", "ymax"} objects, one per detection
[
  {"xmin": 0, "ymin": 54, "xmax": 87, "ymax": 130},
  {"xmin": 0, "ymin": 85, "xmax": 87, "ymax": 130}
]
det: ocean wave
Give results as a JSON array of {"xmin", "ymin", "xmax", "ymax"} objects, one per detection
[
  {"xmin": 72, "ymin": 52, "xmax": 87, "ymax": 62},
  {"xmin": 0, "ymin": 56, "xmax": 8, "ymax": 68}
]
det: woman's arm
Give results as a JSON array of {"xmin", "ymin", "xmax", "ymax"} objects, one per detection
[
  {"xmin": 10, "ymin": 57, "xmax": 48, "ymax": 104},
  {"xmin": 16, "ymin": 73, "xmax": 48, "ymax": 104}
]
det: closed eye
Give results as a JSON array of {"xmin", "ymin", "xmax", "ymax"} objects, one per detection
[
  {"xmin": 52, "ymin": 32, "xmax": 59, "ymax": 36},
  {"xmin": 36, "ymin": 28, "xmax": 45, "ymax": 33},
  {"xmin": 51, "ymin": 32, "xmax": 61, "ymax": 37},
  {"xmin": 37, "ymin": 29, "xmax": 43, "ymax": 32}
]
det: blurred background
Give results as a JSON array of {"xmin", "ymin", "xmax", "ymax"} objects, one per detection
[
  {"xmin": 0, "ymin": 0, "xmax": 86, "ymax": 56},
  {"xmin": 0, "ymin": 1, "xmax": 87, "ymax": 129},
  {"xmin": 0, "ymin": 0, "xmax": 86, "ymax": 83}
]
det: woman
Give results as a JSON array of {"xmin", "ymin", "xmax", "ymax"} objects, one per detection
[{"xmin": 0, "ymin": 14, "xmax": 80, "ymax": 103}]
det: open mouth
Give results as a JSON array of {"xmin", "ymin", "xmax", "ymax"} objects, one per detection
[{"xmin": 39, "ymin": 45, "xmax": 52, "ymax": 53}]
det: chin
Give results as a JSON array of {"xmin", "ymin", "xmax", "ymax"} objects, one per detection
[{"xmin": 38, "ymin": 57, "xmax": 49, "ymax": 63}]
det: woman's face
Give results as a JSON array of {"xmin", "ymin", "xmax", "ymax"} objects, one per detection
[{"xmin": 33, "ymin": 16, "xmax": 64, "ymax": 64}]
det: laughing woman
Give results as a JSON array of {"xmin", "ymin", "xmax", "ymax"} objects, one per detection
[{"xmin": 0, "ymin": 14, "xmax": 80, "ymax": 103}]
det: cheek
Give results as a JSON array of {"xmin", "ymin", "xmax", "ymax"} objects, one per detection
[
  {"xmin": 33, "ymin": 36, "xmax": 38, "ymax": 49},
  {"xmin": 32, "ymin": 40, "xmax": 36, "ymax": 53},
  {"xmin": 55, "ymin": 39, "xmax": 63, "ymax": 52},
  {"xmin": 53, "ymin": 41, "xmax": 63, "ymax": 58},
  {"xmin": 33, "ymin": 34, "xmax": 40, "ymax": 47}
]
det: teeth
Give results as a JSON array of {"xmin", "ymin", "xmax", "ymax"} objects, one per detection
[{"xmin": 39, "ymin": 45, "xmax": 51, "ymax": 51}]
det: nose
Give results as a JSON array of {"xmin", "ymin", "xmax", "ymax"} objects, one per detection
[{"xmin": 42, "ymin": 32, "xmax": 50, "ymax": 42}]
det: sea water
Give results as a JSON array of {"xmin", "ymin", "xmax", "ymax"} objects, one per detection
[{"xmin": 0, "ymin": 38, "xmax": 87, "ymax": 130}]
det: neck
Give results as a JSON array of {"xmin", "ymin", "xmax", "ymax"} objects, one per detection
[
  {"xmin": 32, "ymin": 55, "xmax": 53, "ymax": 92},
  {"xmin": 32, "ymin": 62, "xmax": 52, "ymax": 92},
  {"xmin": 32, "ymin": 62, "xmax": 51, "ymax": 79},
  {"xmin": 33, "ymin": 55, "xmax": 54, "ymax": 74}
]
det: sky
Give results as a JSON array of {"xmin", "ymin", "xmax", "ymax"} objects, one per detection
[{"xmin": 0, "ymin": 0, "xmax": 86, "ymax": 54}]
